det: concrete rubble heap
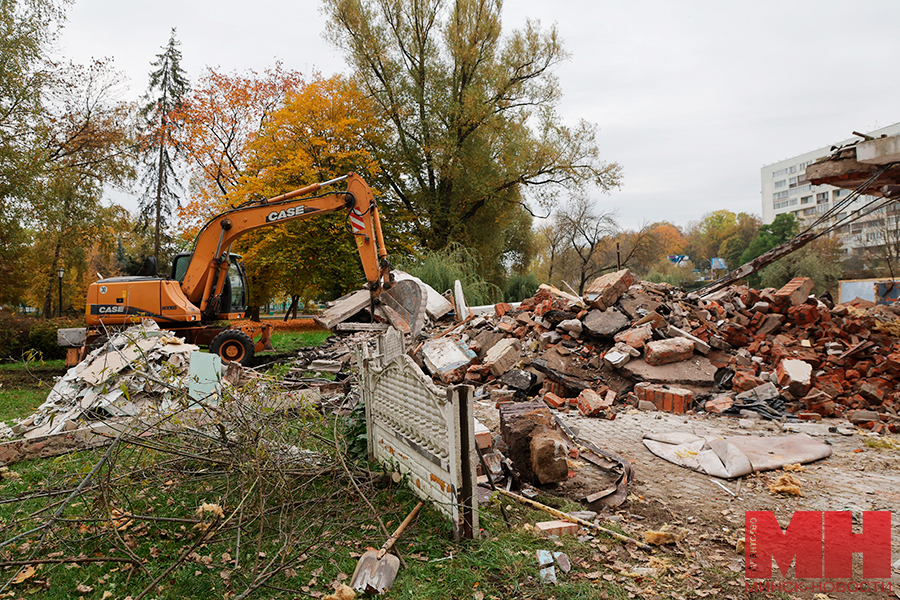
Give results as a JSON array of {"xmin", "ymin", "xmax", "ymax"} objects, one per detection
[{"xmin": 409, "ymin": 270, "xmax": 900, "ymax": 434}]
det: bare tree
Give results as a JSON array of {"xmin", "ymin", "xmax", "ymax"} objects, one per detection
[{"xmin": 556, "ymin": 196, "xmax": 619, "ymax": 293}]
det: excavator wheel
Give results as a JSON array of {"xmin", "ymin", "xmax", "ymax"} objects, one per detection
[{"xmin": 210, "ymin": 330, "xmax": 254, "ymax": 366}]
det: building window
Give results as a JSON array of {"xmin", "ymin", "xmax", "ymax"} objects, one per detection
[
  {"xmin": 801, "ymin": 196, "xmax": 812, "ymax": 204},
  {"xmin": 775, "ymin": 180, "xmax": 786, "ymax": 189},
  {"xmin": 816, "ymin": 192, "xmax": 829, "ymax": 204},
  {"xmin": 773, "ymin": 167, "xmax": 789, "ymax": 177},
  {"xmin": 774, "ymin": 190, "xmax": 790, "ymax": 200},
  {"xmin": 789, "ymin": 166, "xmax": 797, "ymax": 174}
]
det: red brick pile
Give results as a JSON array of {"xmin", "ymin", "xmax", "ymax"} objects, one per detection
[{"xmin": 412, "ymin": 269, "xmax": 900, "ymax": 433}]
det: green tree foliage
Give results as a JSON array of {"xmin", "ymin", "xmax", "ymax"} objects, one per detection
[
  {"xmin": 504, "ymin": 272, "xmax": 540, "ymax": 302},
  {"xmin": 398, "ymin": 243, "xmax": 501, "ymax": 306},
  {"xmin": 323, "ymin": 0, "xmax": 621, "ymax": 281},
  {"xmin": 0, "ymin": 0, "xmax": 68, "ymax": 305},
  {"xmin": 759, "ymin": 236, "xmax": 842, "ymax": 295},
  {"xmin": 138, "ymin": 28, "xmax": 189, "ymax": 263},
  {"xmin": 25, "ymin": 61, "xmax": 135, "ymax": 315},
  {"xmin": 739, "ymin": 213, "xmax": 798, "ymax": 265},
  {"xmin": 228, "ymin": 75, "xmax": 400, "ymax": 307},
  {"xmin": 683, "ymin": 210, "xmax": 762, "ymax": 271}
]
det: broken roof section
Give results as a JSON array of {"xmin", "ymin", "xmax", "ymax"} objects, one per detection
[{"xmin": 807, "ymin": 130, "xmax": 900, "ymax": 196}]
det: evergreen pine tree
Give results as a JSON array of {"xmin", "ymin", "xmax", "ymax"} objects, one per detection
[{"xmin": 138, "ymin": 28, "xmax": 189, "ymax": 263}]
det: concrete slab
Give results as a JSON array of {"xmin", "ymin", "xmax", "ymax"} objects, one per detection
[{"xmin": 620, "ymin": 355, "xmax": 718, "ymax": 386}]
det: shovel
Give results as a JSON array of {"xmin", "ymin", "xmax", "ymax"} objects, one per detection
[{"xmin": 350, "ymin": 500, "xmax": 424, "ymax": 594}]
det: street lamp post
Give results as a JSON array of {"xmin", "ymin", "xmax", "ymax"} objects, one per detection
[{"xmin": 56, "ymin": 267, "xmax": 64, "ymax": 318}]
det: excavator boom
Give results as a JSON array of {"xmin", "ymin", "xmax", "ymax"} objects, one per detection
[{"xmin": 183, "ymin": 172, "xmax": 391, "ymax": 318}]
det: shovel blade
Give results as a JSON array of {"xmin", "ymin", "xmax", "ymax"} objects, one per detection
[{"xmin": 350, "ymin": 550, "xmax": 401, "ymax": 595}]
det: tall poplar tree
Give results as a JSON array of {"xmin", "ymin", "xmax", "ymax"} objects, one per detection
[
  {"xmin": 138, "ymin": 28, "xmax": 189, "ymax": 263},
  {"xmin": 323, "ymin": 0, "xmax": 621, "ymax": 281}
]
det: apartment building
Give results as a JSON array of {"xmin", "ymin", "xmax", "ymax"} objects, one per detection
[{"xmin": 761, "ymin": 122, "xmax": 900, "ymax": 254}]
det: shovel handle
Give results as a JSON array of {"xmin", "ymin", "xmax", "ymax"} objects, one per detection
[{"xmin": 376, "ymin": 501, "xmax": 424, "ymax": 559}]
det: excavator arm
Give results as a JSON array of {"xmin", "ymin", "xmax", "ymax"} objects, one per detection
[{"xmin": 181, "ymin": 172, "xmax": 392, "ymax": 319}]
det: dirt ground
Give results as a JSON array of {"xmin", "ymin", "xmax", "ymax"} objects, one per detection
[{"xmin": 475, "ymin": 401, "xmax": 900, "ymax": 599}]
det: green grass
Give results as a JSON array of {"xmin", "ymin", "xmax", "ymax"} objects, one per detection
[
  {"xmin": 0, "ymin": 359, "xmax": 65, "ymax": 424},
  {"xmin": 265, "ymin": 330, "xmax": 332, "ymax": 354}
]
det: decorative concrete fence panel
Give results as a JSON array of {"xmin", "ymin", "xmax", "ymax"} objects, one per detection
[{"xmin": 358, "ymin": 329, "xmax": 478, "ymax": 539}]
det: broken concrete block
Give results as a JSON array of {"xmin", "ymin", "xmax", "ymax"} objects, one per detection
[
  {"xmin": 755, "ymin": 313, "xmax": 784, "ymax": 337},
  {"xmin": 474, "ymin": 418, "xmax": 492, "ymax": 450},
  {"xmin": 603, "ymin": 350, "xmax": 631, "ymax": 368},
  {"xmin": 500, "ymin": 369, "xmax": 536, "ymax": 395},
  {"xmin": 499, "ymin": 402, "xmax": 559, "ymax": 484},
  {"xmin": 614, "ymin": 323, "xmax": 653, "ymax": 349},
  {"xmin": 634, "ymin": 382, "xmax": 692, "ymax": 413},
  {"xmin": 858, "ymin": 382, "xmax": 886, "ymax": 405},
  {"xmin": 637, "ymin": 400, "xmax": 657, "ymax": 411},
  {"xmin": 613, "ymin": 341, "xmax": 640, "ymax": 358},
  {"xmin": 392, "ymin": 270, "xmax": 454, "ymax": 320},
  {"xmin": 483, "ymin": 338, "xmax": 521, "ymax": 377},
  {"xmin": 536, "ymin": 520, "xmax": 579, "ymax": 537},
  {"xmin": 422, "ymin": 337, "xmax": 476, "ymax": 383},
  {"xmin": 315, "ymin": 289, "xmax": 371, "ymax": 329},
  {"xmin": 644, "ymin": 337, "xmax": 695, "ymax": 366},
  {"xmin": 774, "ymin": 277, "xmax": 814, "ymax": 307},
  {"xmin": 582, "ymin": 308, "xmax": 630, "ymax": 338},
  {"xmin": 735, "ymin": 381, "xmax": 779, "ymax": 402},
  {"xmin": 454, "ymin": 279, "xmax": 471, "ymax": 321},
  {"xmin": 530, "ymin": 433, "xmax": 569, "ymax": 484},
  {"xmin": 539, "ymin": 331, "xmax": 562, "ymax": 348},
  {"xmin": 557, "ymin": 319, "xmax": 583, "ymax": 336},
  {"xmin": 666, "ymin": 325, "xmax": 710, "ymax": 355},
  {"xmin": 575, "ymin": 388, "xmax": 612, "ymax": 416},
  {"xmin": 705, "ymin": 395, "xmax": 733, "ymax": 414},
  {"xmin": 849, "ymin": 410, "xmax": 880, "ymax": 425},
  {"xmin": 583, "ymin": 269, "xmax": 635, "ymax": 310},
  {"xmin": 775, "ymin": 358, "xmax": 812, "ymax": 398}
]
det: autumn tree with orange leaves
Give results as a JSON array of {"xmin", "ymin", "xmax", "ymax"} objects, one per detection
[
  {"xmin": 174, "ymin": 66, "xmax": 305, "ymax": 232},
  {"xmin": 175, "ymin": 71, "xmax": 398, "ymax": 314}
]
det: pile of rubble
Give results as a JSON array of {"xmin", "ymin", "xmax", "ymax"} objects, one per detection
[{"xmin": 409, "ymin": 269, "xmax": 900, "ymax": 431}]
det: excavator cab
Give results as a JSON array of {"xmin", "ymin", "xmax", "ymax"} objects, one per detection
[{"xmin": 171, "ymin": 253, "xmax": 248, "ymax": 318}]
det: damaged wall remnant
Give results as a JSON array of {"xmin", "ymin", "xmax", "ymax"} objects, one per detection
[{"xmin": 358, "ymin": 328, "xmax": 478, "ymax": 539}]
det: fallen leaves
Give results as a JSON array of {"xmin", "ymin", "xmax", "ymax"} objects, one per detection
[
  {"xmin": 768, "ymin": 473, "xmax": 802, "ymax": 496},
  {"xmin": 196, "ymin": 502, "xmax": 225, "ymax": 518},
  {"xmin": 11, "ymin": 566, "xmax": 36, "ymax": 584}
]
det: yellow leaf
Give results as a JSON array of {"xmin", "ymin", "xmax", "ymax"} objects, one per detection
[{"xmin": 11, "ymin": 566, "xmax": 36, "ymax": 584}]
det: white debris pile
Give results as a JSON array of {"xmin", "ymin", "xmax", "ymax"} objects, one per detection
[{"xmin": 6, "ymin": 321, "xmax": 204, "ymax": 441}]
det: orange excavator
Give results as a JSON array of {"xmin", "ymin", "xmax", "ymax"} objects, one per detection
[{"xmin": 82, "ymin": 173, "xmax": 399, "ymax": 365}]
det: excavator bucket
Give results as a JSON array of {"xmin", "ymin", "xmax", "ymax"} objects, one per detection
[{"xmin": 380, "ymin": 279, "xmax": 427, "ymax": 338}]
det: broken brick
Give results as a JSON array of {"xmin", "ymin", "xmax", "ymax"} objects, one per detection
[
  {"xmin": 634, "ymin": 382, "xmax": 692, "ymax": 413},
  {"xmin": 774, "ymin": 277, "xmax": 815, "ymax": 307},
  {"xmin": 575, "ymin": 388, "xmax": 612, "ymax": 417},
  {"xmin": 535, "ymin": 520, "xmax": 580, "ymax": 536},
  {"xmin": 776, "ymin": 358, "xmax": 812, "ymax": 398},
  {"xmin": 582, "ymin": 269, "xmax": 635, "ymax": 310}
]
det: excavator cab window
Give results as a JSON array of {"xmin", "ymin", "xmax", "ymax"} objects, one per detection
[
  {"xmin": 170, "ymin": 252, "xmax": 248, "ymax": 314},
  {"xmin": 227, "ymin": 258, "xmax": 247, "ymax": 312}
]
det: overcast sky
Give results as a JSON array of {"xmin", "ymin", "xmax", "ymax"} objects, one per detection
[{"xmin": 54, "ymin": 0, "xmax": 900, "ymax": 230}]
